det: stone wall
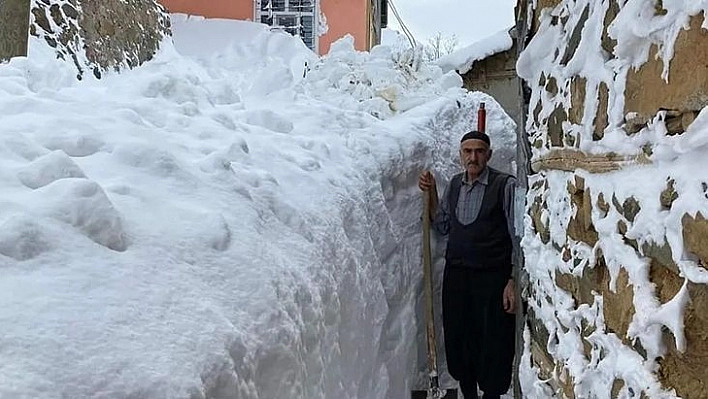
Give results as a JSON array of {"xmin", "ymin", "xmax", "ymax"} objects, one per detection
[
  {"xmin": 29, "ymin": 0, "xmax": 171, "ymax": 78},
  {"xmin": 518, "ymin": 0, "xmax": 708, "ymax": 398},
  {"xmin": 0, "ymin": 0, "xmax": 31, "ymax": 61}
]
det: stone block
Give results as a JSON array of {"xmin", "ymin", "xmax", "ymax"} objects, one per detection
[
  {"xmin": 545, "ymin": 76, "xmax": 559, "ymax": 96},
  {"xmin": 597, "ymin": 192, "xmax": 610, "ymax": 216},
  {"xmin": 660, "ymin": 179, "xmax": 679, "ymax": 210},
  {"xmin": 601, "ymin": 265, "xmax": 635, "ymax": 343},
  {"xmin": 530, "ymin": 337, "xmax": 554, "ymax": 381},
  {"xmin": 0, "ymin": 0, "xmax": 31, "ymax": 61},
  {"xmin": 527, "ymin": 299, "xmax": 552, "ymax": 352},
  {"xmin": 555, "ymin": 265, "xmax": 602, "ymax": 307},
  {"xmin": 568, "ymin": 77, "xmax": 586, "ymax": 125},
  {"xmin": 530, "ymin": 193, "xmax": 551, "ymax": 244},
  {"xmin": 642, "ymin": 240, "xmax": 678, "ymax": 274},
  {"xmin": 602, "ymin": 0, "xmax": 620, "ymax": 54},
  {"xmin": 548, "ymin": 106, "xmax": 568, "ymax": 147},
  {"xmin": 625, "ymin": 14, "xmax": 708, "ymax": 121},
  {"xmin": 593, "ymin": 82, "xmax": 609, "ymax": 140},
  {"xmin": 682, "ymin": 212, "xmax": 708, "ymax": 266},
  {"xmin": 560, "ymin": 5, "xmax": 589, "ymax": 65},
  {"xmin": 658, "ymin": 281, "xmax": 708, "ymax": 399},
  {"xmin": 567, "ymin": 178, "xmax": 599, "ymax": 246},
  {"xmin": 533, "ymin": 0, "xmax": 564, "ymax": 34}
]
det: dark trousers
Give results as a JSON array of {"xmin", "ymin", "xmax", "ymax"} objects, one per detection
[{"xmin": 442, "ymin": 266, "xmax": 515, "ymax": 399}]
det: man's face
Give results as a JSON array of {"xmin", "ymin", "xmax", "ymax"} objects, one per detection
[{"xmin": 459, "ymin": 139, "xmax": 492, "ymax": 177}]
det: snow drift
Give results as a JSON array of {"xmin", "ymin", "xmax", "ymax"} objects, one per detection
[{"xmin": 0, "ymin": 14, "xmax": 516, "ymax": 399}]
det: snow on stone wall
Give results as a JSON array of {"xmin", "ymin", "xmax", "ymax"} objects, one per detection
[
  {"xmin": 29, "ymin": 0, "xmax": 170, "ymax": 79},
  {"xmin": 517, "ymin": 0, "xmax": 708, "ymax": 398}
]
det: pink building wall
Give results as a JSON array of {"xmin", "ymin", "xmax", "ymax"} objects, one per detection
[
  {"xmin": 159, "ymin": 0, "xmax": 254, "ymax": 21},
  {"xmin": 319, "ymin": 0, "xmax": 369, "ymax": 54},
  {"xmin": 157, "ymin": 0, "xmax": 371, "ymax": 55}
]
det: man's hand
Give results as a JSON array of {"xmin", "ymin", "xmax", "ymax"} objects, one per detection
[
  {"xmin": 418, "ymin": 171, "xmax": 439, "ymax": 222},
  {"xmin": 418, "ymin": 171, "xmax": 436, "ymax": 192},
  {"xmin": 503, "ymin": 279, "xmax": 516, "ymax": 314}
]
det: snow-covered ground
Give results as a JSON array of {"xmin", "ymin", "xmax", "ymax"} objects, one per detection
[{"xmin": 0, "ymin": 15, "xmax": 516, "ymax": 398}]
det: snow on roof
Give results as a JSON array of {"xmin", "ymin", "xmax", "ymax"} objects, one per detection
[{"xmin": 437, "ymin": 27, "xmax": 514, "ymax": 75}]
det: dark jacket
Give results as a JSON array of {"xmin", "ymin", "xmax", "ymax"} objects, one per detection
[{"xmin": 445, "ymin": 168, "xmax": 513, "ymax": 276}]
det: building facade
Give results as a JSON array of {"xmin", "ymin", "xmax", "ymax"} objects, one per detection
[
  {"xmin": 157, "ymin": 0, "xmax": 387, "ymax": 55},
  {"xmin": 459, "ymin": 36, "xmax": 522, "ymax": 134}
]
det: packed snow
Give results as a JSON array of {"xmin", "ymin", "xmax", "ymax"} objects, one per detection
[
  {"xmin": 437, "ymin": 28, "xmax": 514, "ymax": 75},
  {"xmin": 0, "ymin": 14, "xmax": 517, "ymax": 399}
]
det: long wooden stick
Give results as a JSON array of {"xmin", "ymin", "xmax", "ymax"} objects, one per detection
[{"xmin": 422, "ymin": 192, "xmax": 440, "ymax": 390}]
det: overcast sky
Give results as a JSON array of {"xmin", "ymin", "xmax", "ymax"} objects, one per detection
[{"xmin": 386, "ymin": 0, "xmax": 517, "ymax": 47}]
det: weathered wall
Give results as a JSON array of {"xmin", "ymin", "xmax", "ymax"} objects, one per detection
[
  {"xmin": 29, "ymin": 0, "xmax": 171, "ymax": 78},
  {"xmin": 0, "ymin": 0, "xmax": 30, "ymax": 61},
  {"xmin": 461, "ymin": 42, "xmax": 522, "ymax": 131},
  {"xmin": 154, "ymin": 0, "xmax": 380, "ymax": 55},
  {"xmin": 320, "ymin": 0, "xmax": 369, "ymax": 54},
  {"xmin": 518, "ymin": 0, "xmax": 708, "ymax": 397},
  {"xmin": 158, "ymin": 0, "xmax": 253, "ymax": 20}
]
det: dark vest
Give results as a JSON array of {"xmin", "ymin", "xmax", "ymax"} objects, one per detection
[{"xmin": 445, "ymin": 168, "xmax": 512, "ymax": 272}]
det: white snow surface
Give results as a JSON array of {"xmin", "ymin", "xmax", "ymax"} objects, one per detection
[
  {"xmin": 0, "ymin": 14, "xmax": 517, "ymax": 399},
  {"xmin": 437, "ymin": 28, "xmax": 514, "ymax": 75}
]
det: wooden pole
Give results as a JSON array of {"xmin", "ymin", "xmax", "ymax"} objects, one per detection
[
  {"xmin": 421, "ymin": 192, "xmax": 449, "ymax": 398},
  {"xmin": 413, "ymin": 192, "xmax": 453, "ymax": 399},
  {"xmin": 422, "ymin": 192, "xmax": 438, "ymax": 377}
]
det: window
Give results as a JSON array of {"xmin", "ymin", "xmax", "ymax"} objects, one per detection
[
  {"xmin": 261, "ymin": 0, "xmax": 286, "ymax": 12},
  {"xmin": 260, "ymin": 15, "xmax": 273, "ymax": 25},
  {"xmin": 257, "ymin": 0, "xmax": 318, "ymax": 52},
  {"xmin": 301, "ymin": 15, "xmax": 314, "ymax": 49},
  {"xmin": 290, "ymin": 0, "xmax": 314, "ymax": 12}
]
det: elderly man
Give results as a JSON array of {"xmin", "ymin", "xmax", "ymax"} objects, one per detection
[{"xmin": 418, "ymin": 130, "xmax": 516, "ymax": 399}]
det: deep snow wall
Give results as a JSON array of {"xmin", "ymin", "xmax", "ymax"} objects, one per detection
[
  {"xmin": 518, "ymin": 0, "xmax": 708, "ymax": 398},
  {"xmin": 0, "ymin": 12, "xmax": 518, "ymax": 399},
  {"xmin": 213, "ymin": 91, "xmax": 514, "ymax": 399}
]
